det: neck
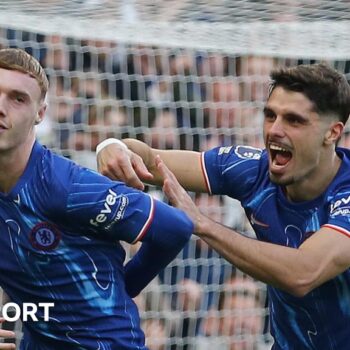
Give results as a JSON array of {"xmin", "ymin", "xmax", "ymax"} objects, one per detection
[
  {"xmin": 285, "ymin": 150, "xmax": 341, "ymax": 202},
  {"xmin": 0, "ymin": 137, "xmax": 35, "ymax": 194}
]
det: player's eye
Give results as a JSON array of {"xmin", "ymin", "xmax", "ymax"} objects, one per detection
[
  {"xmin": 15, "ymin": 95, "xmax": 25, "ymax": 103},
  {"xmin": 286, "ymin": 114, "xmax": 306, "ymax": 125},
  {"xmin": 10, "ymin": 92, "xmax": 26, "ymax": 104},
  {"xmin": 263, "ymin": 110, "xmax": 276, "ymax": 122}
]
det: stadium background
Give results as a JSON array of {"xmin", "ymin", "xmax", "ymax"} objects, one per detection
[{"xmin": 0, "ymin": 1, "xmax": 350, "ymax": 349}]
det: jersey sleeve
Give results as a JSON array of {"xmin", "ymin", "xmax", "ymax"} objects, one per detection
[
  {"xmin": 124, "ymin": 198, "xmax": 194, "ymax": 297},
  {"xmin": 64, "ymin": 166, "xmax": 193, "ymax": 244},
  {"xmin": 202, "ymin": 145, "xmax": 264, "ymax": 200},
  {"xmin": 323, "ymin": 190, "xmax": 350, "ymax": 238}
]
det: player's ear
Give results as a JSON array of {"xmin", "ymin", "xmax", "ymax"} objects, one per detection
[
  {"xmin": 35, "ymin": 103, "xmax": 47, "ymax": 125},
  {"xmin": 34, "ymin": 114, "xmax": 42, "ymax": 125},
  {"xmin": 324, "ymin": 121, "xmax": 344, "ymax": 145}
]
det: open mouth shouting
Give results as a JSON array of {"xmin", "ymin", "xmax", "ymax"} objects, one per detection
[{"xmin": 269, "ymin": 143, "xmax": 293, "ymax": 174}]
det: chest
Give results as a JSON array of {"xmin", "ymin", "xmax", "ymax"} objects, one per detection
[
  {"xmin": 244, "ymin": 193, "xmax": 327, "ymax": 248},
  {"xmin": 0, "ymin": 199, "xmax": 125, "ymax": 281}
]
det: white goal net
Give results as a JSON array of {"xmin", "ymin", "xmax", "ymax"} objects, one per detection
[{"xmin": 0, "ymin": 0, "xmax": 349, "ymax": 349}]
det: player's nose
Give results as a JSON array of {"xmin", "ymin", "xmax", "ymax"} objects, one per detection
[
  {"xmin": 0, "ymin": 94, "xmax": 8, "ymax": 118},
  {"xmin": 267, "ymin": 116, "xmax": 285, "ymax": 138}
]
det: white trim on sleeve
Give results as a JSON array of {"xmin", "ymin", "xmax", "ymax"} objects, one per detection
[
  {"xmin": 200, "ymin": 152, "xmax": 212, "ymax": 194},
  {"xmin": 131, "ymin": 195, "xmax": 155, "ymax": 244}
]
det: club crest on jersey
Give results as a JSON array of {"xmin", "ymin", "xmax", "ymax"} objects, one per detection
[
  {"xmin": 30, "ymin": 222, "xmax": 61, "ymax": 251},
  {"xmin": 234, "ymin": 145, "xmax": 262, "ymax": 160}
]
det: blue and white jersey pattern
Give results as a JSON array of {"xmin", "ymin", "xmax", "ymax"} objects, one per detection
[
  {"xmin": 0, "ymin": 142, "xmax": 192, "ymax": 350},
  {"xmin": 202, "ymin": 145, "xmax": 350, "ymax": 350}
]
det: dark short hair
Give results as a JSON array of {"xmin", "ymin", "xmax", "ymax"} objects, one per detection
[
  {"xmin": 269, "ymin": 63, "xmax": 350, "ymax": 124},
  {"xmin": 0, "ymin": 48, "xmax": 48, "ymax": 100}
]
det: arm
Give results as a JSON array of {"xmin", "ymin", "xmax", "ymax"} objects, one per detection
[
  {"xmin": 96, "ymin": 138, "xmax": 208, "ymax": 193},
  {"xmin": 195, "ymin": 220, "xmax": 350, "ymax": 297},
  {"xmin": 40, "ymin": 151, "xmax": 192, "ymax": 299},
  {"xmin": 124, "ymin": 199, "xmax": 193, "ymax": 297},
  {"xmin": 156, "ymin": 155, "xmax": 350, "ymax": 297},
  {"xmin": 64, "ymin": 163, "xmax": 194, "ymax": 297}
]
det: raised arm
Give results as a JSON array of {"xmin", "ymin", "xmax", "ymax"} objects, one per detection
[{"xmin": 96, "ymin": 138, "xmax": 208, "ymax": 193}]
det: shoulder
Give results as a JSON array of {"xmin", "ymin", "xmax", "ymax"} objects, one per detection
[
  {"xmin": 40, "ymin": 148, "xmax": 80, "ymax": 187},
  {"xmin": 325, "ymin": 148, "xmax": 350, "ymax": 215},
  {"xmin": 38, "ymin": 147, "xmax": 109, "ymax": 205},
  {"xmin": 205, "ymin": 145, "xmax": 265, "ymax": 160},
  {"xmin": 230, "ymin": 145, "xmax": 264, "ymax": 160},
  {"xmin": 328, "ymin": 148, "xmax": 350, "ymax": 194},
  {"xmin": 336, "ymin": 147, "xmax": 350, "ymax": 175},
  {"xmin": 203, "ymin": 145, "xmax": 268, "ymax": 174},
  {"xmin": 202, "ymin": 145, "xmax": 269, "ymax": 198}
]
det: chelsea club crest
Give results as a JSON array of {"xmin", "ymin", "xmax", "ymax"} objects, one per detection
[{"xmin": 30, "ymin": 222, "xmax": 61, "ymax": 251}]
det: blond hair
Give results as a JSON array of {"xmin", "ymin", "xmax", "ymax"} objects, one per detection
[{"xmin": 0, "ymin": 48, "xmax": 48, "ymax": 100}]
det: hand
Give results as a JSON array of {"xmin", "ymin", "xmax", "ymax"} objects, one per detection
[
  {"xmin": 0, "ymin": 318, "xmax": 16, "ymax": 349},
  {"xmin": 156, "ymin": 155, "xmax": 203, "ymax": 232},
  {"xmin": 97, "ymin": 143, "xmax": 153, "ymax": 190}
]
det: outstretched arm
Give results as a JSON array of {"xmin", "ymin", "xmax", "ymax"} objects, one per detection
[
  {"xmin": 96, "ymin": 138, "xmax": 208, "ymax": 193},
  {"xmin": 156, "ymin": 155, "xmax": 350, "ymax": 297}
]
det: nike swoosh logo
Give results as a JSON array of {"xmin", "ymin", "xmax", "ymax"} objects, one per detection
[
  {"xmin": 250, "ymin": 213, "xmax": 269, "ymax": 228},
  {"xmin": 13, "ymin": 194, "xmax": 20, "ymax": 205}
]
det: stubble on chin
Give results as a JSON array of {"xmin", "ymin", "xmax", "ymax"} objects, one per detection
[{"xmin": 269, "ymin": 171, "xmax": 294, "ymax": 187}]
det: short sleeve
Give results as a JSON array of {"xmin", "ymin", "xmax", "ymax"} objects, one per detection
[
  {"xmin": 202, "ymin": 145, "xmax": 264, "ymax": 200},
  {"xmin": 323, "ymin": 190, "xmax": 350, "ymax": 238},
  {"xmin": 64, "ymin": 167, "xmax": 157, "ymax": 243}
]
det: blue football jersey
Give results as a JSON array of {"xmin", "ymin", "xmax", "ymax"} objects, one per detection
[
  {"xmin": 203, "ymin": 145, "xmax": 350, "ymax": 350},
  {"xmin": 0, "ymin": 142, "xmax": 193, "ymax": 350}
]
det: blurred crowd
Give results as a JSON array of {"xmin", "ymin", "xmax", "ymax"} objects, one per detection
[{"xmin": 1, "ymin": 26, "xmax": 350, "ymax": 350}]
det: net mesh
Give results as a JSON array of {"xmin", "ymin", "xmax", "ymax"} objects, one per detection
[
  {"xmin": 0, "ymin": 1, "xmax": 350, "ymax": 58},
  {"xmin": 0, "ymin": 0, "xmax": 349, "ymax": 349}
]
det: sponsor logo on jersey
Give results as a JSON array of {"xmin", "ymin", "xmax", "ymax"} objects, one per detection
[
  {"xmin": 30, "ymin": 222, "xmax": 61, "ymax": 251},
  {"xmin": 330, "ymin": 207, "xmax": 350, "ymax": 217},
  {"xmin": 115, "ymin": 195, "xmax": 128, "ymax": 221},
  {"xmin": 104, "ymin": 195, "xmax": 129, "ymax": 231},
  {"xmin": 330, "ymin": 195, "xmax": 350, "ymax": 214},
  {"xmin": 90, "ymin": 189, "xmax": 119, "ymax": 227},
  {"xmin": 13, "ymin": 194, "xmax": 20, "ymax": 205},
  {"xmin": 234, "ymin": 145, "xmax": 262, "ymax": 160}
]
